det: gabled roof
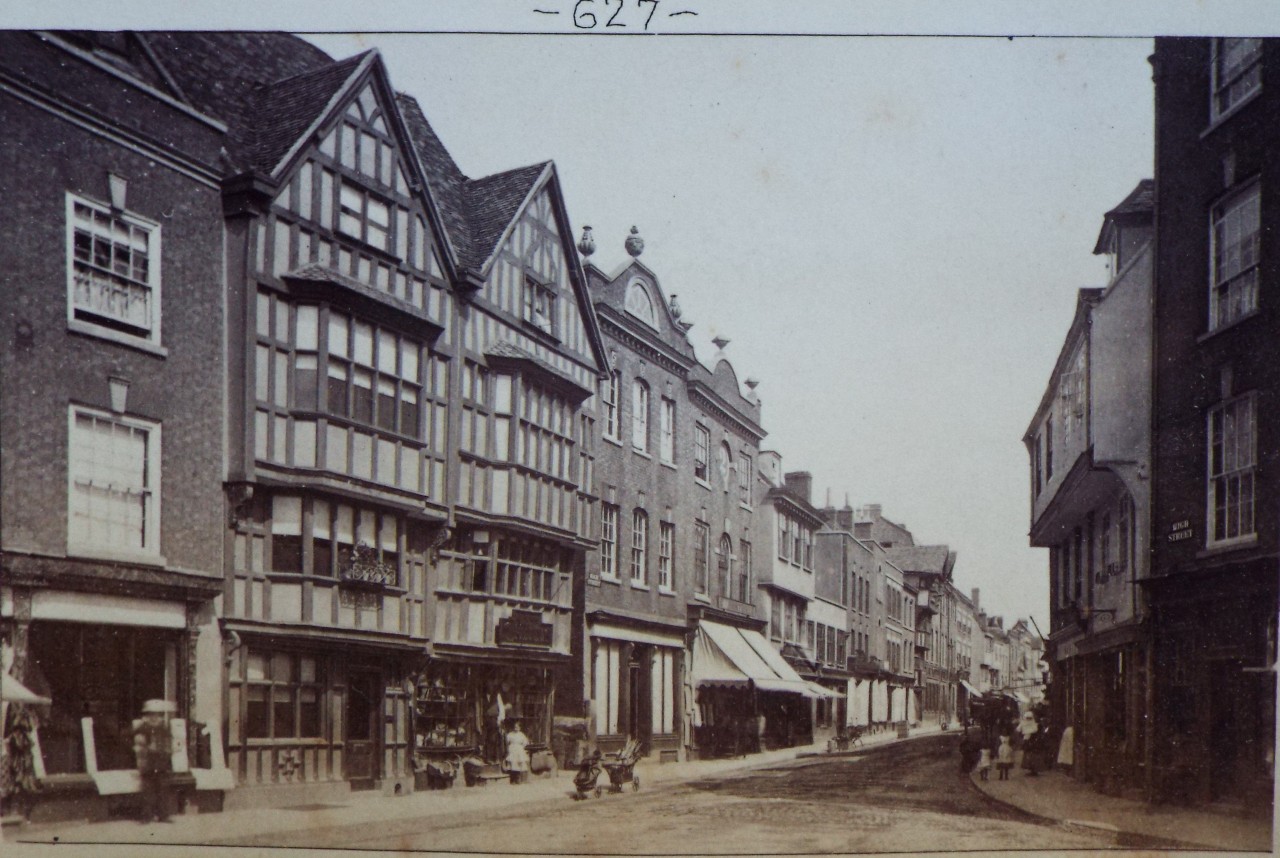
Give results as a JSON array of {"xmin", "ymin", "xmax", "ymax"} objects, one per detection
[
  {"xmin": 884, "ymin": 545, "xmax": 955, "ymax": 578},
  {"xmin": 1022, "ymin": 287, "xmax": 1104, "ymax": 441},
  {"xmin": 250, "ymin": 52, "xmax": 369, "ymax": 174},
  {"xmin": 464, "ymin": 162, "xmax": 551, "ymax": 271},
  {"xmin": 141, "ymin": 32, "xmax": 334, "ymax": 169},
  {"xmin": 1093, "ymin": 179, "xmax": 1154, "ymax": 255},
  {"xmin": 397, "ymin": 98, "xmax": 553, "ymax": 274}
]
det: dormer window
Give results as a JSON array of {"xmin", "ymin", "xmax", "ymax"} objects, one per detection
[{"xmin": 625, "ymin": 280, "xmax": 658, "ymax": 328}]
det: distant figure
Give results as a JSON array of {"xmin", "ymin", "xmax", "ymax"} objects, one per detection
[
  {"xmin": 133, "ymin": 700, "xmax": 174, "ymax": 823},
  {"xmin": 976, "ymin": 746, "xmax": 992, "ymax": 781},
  {"xmin": 958, "ymin": 729, "xmax": 980, "ymax": 775},
  {"xmin": 505, "ymin": 720, "xmax": 530, "ymax": 784},
  {"xmin": 1057, "ymin": 725, "xmax": 1075, "ymax": 775},
  {"xmin": 996, "ymin": 735, "xmax": 1014, "ymax": 780},
  {"xmin": 1018, "ymin": 711, "xmax": 1041, "ymax": 775}
]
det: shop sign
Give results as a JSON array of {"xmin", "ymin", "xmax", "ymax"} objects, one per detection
[
  {"xmin": 1167, "ymin": 519, "xmax": 1193, "ymax": 543},
  {"xmin": 496, "ymin": 610, "xmax": 554, "ymax": 649}
]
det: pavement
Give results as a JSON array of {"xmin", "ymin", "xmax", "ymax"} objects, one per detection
[
  {"xmin": 970, "ymin": 754, "xmax": 1274, "ymax": 853},
  {"xmin": 5, "ymin": 722, "xmax": 942, "ymax": 849}
]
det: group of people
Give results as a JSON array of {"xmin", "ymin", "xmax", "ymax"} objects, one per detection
[{"xmin": 959, "ymin": 705, "xmax": 1055, "ymax": 782}]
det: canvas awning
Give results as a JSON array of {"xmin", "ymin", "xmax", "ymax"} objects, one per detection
[
  {"xmin": 958, "ymin": 680, "xmax": 981, "ymax": 697},
  {"xmin": 2, "ymin": 673, "xmax": 51, "ymax": 705},
  {"xmin": 805, "ymin": 680, "xmax": 844, "ymax": 700},
  {"xmin": 692, "ymin": 621, "xmax": 813, "ymax": 696}
]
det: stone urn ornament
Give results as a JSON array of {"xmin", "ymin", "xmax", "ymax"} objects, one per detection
[{"xmin": 624, "ymin": 226, "xmax": 644, "ymax": 258}]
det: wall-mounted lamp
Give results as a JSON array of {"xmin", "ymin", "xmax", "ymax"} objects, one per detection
[{"xmin": 108, "ymin": 376, "xmax": 130, "ymax": 414}]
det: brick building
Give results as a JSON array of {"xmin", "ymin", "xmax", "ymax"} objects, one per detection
[
  {"xmin": 1, "ymin": 31, "xmax": 231, "ymax": 820},
  {"xmin": 1148, "ymin": 37, "xmax": 1278, "ymax": 807},
  {"xmin": 564, "ymin": 245, "xmax": 767, "ymax": 761}
]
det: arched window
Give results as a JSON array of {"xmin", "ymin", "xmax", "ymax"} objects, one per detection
[
  {"xmin": 625, "ymin": 280, "xmax": 657, "ymax": 328},
  {"xmin": 716, "ymin": 441, "xmax": 732, "ymax": 490},
  {"xmin": 718, "ymin": 534, "xmax": 733, "ymax": 597}
]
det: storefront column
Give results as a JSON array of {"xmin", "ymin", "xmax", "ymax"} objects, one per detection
[
  {"xmin": 9, "ymin": 588, "xmax": 32, "ymax": 679},
  {"xmin": 672, "ymin": 648, "xmax": 685, "ymax": 760},
  {"xmin": 618, "ymin": 641, "xmax": 634, "ymax": 738}
]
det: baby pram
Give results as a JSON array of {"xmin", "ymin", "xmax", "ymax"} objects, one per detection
[{"xmin": 572, "ymin": 738, "xmax": 642, "ymax": 798}]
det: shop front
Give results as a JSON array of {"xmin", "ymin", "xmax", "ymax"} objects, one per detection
[
  {"xmin": 689, "ymin": 619, "xmax": 815, "ymax": 757},
  {"xmin": 587, "ymin": 614, "xmax": 684, "ymax": 762},
  {"xmin": 221, "ymin": 627, "xmax": 418, "ymax": 807},
  {"xmin": 2, "ymin": 579, "xmax": 225, "ymax": 823}
]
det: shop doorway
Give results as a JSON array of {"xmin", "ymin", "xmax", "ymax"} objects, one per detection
[
  {"xmin": 344, "ymin": 669, "xmax": 381, "ymax": 788},
  {"xmin": 628, "ymin": 647, "xmax": 653, "ymax": 753},
  {"xmin": 1208, "ymin": 658, "xmax": 1271, "ymax": 804}
]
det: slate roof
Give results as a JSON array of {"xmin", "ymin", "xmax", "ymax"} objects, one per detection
[
  {"xmin": 464, "ymin": 162, "xmax": 549, "ymax": 270},
  {"xmin": 250, "ymin": 53, "xmax": 368, "ymax": 173},
  {"xmin": 399, "ymin": 96, "xmax": 551, "ymax": 272},
  {"xmin": 136, "ymin": 33, "xmax": 573, "ymax": 305},
  {"xmin": 142, "ymin": 32, "xmax": 335, "ymax": 169},
  {"xmin": 1093, "ymin": 178, "xmax": 1154, "ymax": 255},
  {"xmin": 485, "ymin": 340, "xmax": 593, "ymax": 398},
  {"xmin": 884, "ymin": 544, "xmax": 954, "ymax": 577}
]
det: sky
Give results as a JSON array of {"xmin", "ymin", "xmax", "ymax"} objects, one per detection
[{"xmin": 300, "ymin": 31, "xmax": 1155, "ymax": 628}]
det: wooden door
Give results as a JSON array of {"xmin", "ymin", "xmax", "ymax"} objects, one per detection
[{"xmin": 344, "ymin": 670, "xmax": 381, "ymax": 786}]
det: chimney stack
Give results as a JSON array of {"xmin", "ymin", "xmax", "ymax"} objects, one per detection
[
  {"xmin": 971, "ymin": 588, "xmax": 980, "ymax": 610},
  {"xmin": 783, "ymin": 471, "xmax": 812, "ymax": 504}
]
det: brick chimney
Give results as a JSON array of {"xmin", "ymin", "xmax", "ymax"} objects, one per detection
[
  {"xmin": 971, "ymin": 588, "xmax": 980, "ymax": 611},
  {"xmin": 783, "ymin": 471, "xmax": 812, "ymax": 504}
]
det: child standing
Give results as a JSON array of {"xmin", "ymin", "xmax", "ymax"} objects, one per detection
[
  {"xmin": 976, "ymin": 746, "xmax": 992, "ymax": 781},
  {"xmin": 996, "ymin": 734, "xmax": 1014, "ymax": 781}
]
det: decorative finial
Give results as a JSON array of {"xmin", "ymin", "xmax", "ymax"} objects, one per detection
[
  {"xmin": 624, "ymin": 225, "xmax": 644, "ymax": 258},
  {"xmin": 669, "ymin": 293, "xmax": 682, "ymax": 319},
  {"xmin": 577, "ymin": 225, "xmax": 596, "ymax": 258},
  {"xmin": 712, "ymin": 336, "xmax": 731, "ymax": 352},
  {"xmin": 744, "ymin": 377, "xmax": 759, "ymax": 391}
]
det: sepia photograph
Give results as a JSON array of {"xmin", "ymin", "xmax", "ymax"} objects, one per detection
[{"xmin": 1, "ymin": 2, "xmax": 1278, "ymax": 855}]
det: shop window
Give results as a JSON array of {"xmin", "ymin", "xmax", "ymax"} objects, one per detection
[
  {"xmin": 243, "ymin": 650, "xmax": 324, "ymax": 740},
  {"xmin": 28, "ymin": 623, "xmax": 178, "ymax": 774},
  {"xmin": 67, "ymin": 193, "xmax": 161, "ymax": 345}
]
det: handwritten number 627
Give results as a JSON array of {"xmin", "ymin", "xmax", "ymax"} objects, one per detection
[{"xmin": 574, "ymin": 0, "xmax": 659, "ymax": 30}]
